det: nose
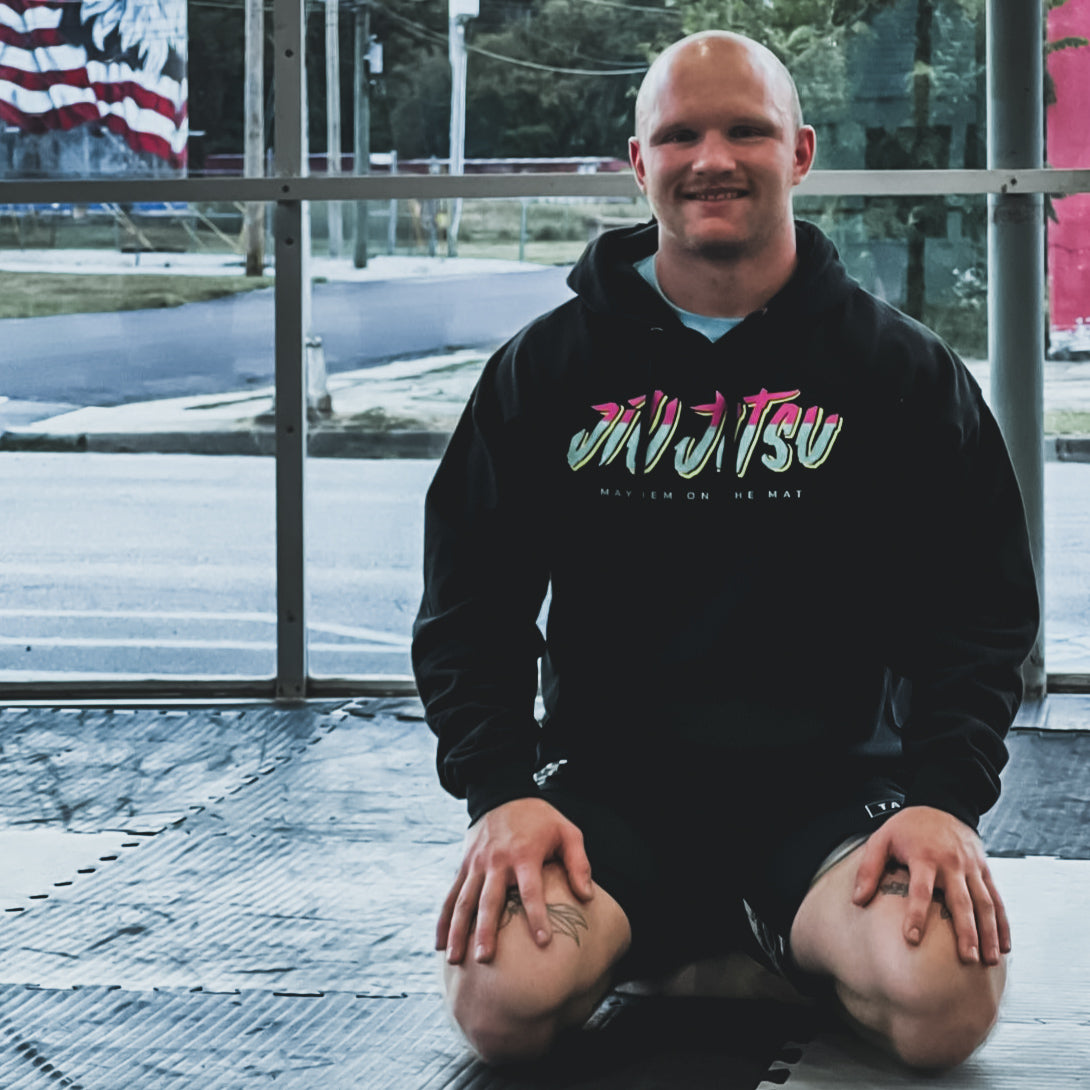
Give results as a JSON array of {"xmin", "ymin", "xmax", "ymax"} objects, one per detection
[{"xmin": 692, "ymin": 132, "xmax": 738, "ymax": 174}]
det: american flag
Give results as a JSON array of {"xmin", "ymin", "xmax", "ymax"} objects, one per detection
[{"xmin": 0, "ymin": 0, "xmax": 187, "ymax": 168}]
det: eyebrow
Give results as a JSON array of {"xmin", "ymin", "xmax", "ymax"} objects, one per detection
[{"xmin": 649, "ymin": 114, "xmax": 781, "ymax": 143}]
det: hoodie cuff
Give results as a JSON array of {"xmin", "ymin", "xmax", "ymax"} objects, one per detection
[
  {"xmin": 466, "ymin": 769, "xmax": 542, "ymax": 826},
  {"xmin": 903, "ymin": 766, "xmax": 984, "ymax": 831}
]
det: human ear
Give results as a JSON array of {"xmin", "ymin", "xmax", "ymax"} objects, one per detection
[
  {"xmin": 629, "ymin": 136, "xmax": 647, "ymax": 192},
  {"xmin": 792, "ymin": 125, "xmax": 816, "ymax": 184}
]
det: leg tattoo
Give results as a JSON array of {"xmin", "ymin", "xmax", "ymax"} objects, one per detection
[
  {"xmin": 878, "ymin": 863, "xmax": 953, "ymax": 921},
  {"xmin": 499, "ymin": 886, "xmax": 590, "ymax": 946}
]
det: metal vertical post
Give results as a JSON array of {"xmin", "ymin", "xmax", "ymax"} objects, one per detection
[
  {"xmin": 987, "ymin": 0, "xmax": 1045, "ymax": 698},
  {"xmin": 273, "ymin": 0, "xmax": 308, "ymax": 700},
  {"xmin": 447, "ymin": 0, "xmax": 477, "ymax": 257}
]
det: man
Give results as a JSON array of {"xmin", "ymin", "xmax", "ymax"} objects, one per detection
[{"xmin": 412, "ymin": 30, "xmax": 1039, "ymax": 1070}]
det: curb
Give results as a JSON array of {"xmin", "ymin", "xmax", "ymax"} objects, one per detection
[
  {"xmin": 1048, "ymin": 436, "xmax": 1090, "ymax": 463},
  {"xmin": 0, "ymin": 427, "xmax": 454, "ymax": 459},
  {"xmin": 2, "ymin": 430, "xmax": 1088, "ymax": 462}
]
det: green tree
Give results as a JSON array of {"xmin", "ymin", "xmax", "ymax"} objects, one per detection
[{"xmin": 187, "ymin": 2, "xmax": 249, "ymax": 162}]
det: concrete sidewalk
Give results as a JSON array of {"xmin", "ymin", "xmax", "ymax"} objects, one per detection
[
  {"xmin": 2, "ymin": 248, "xmax": 1089, "ymax": 459},
  {"xmin": 0, "ymin": 349, "xmax": 487, "ymax": 458}
]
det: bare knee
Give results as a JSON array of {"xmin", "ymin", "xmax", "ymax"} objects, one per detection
[
  {"xmin": 793, "ymin": 856, "xmax": 1006, "ymax": 1071},
  {"xmin": 440, "ymin": 866, "xmax": 630, "ymax": 1066},
  {"xmin": 881, "ymin": 953, "xmax": 1005, "ymax": 1070},
  {"xmin": 444, "ymin": 954, "xmax": 569, "ymax": 1065}
]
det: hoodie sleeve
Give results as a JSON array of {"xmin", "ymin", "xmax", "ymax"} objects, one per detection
[
  {"xmin": 412, "ymin": 341, "xmax": 549, "ymax": 824},
  {"xmin": 891, "ymin": 355, "xmax": 1040, "ymax": 830}
]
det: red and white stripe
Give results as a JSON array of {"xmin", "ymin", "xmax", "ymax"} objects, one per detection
[{"xmin": 0, "ymin": 0, "xmax": 186, "ymax": 167}]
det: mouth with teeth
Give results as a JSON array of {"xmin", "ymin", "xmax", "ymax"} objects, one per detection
[{"xmin": 684, "ymin": 185, "xmax": 749, "ymax": 199}]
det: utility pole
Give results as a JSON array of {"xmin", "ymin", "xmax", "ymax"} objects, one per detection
[
  {"xmin": 353, "ymin": 0, "xmax": 376, "ymax": 268},
  {"xmin": 243, "ymin": 0, "xmax": 264, "ymax": 275},
  {"xmin": 325, "ymin": 0, "xmax": 342, "ymax": 257},
  {"xmin": 447, "ymin": 0, "xmax": 478, "ymax": 258}
]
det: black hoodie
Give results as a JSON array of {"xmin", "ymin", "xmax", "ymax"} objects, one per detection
[{"xmin": 412, "ymin": 220, "xmax": 1039, "ymax": 829}]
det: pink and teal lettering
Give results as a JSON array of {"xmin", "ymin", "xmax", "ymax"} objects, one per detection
[
  {"xmin": 796, "ymin": 406, "xmax": 843, "ymax": 468},
  {"xmin": 644, "ymin": 390, "xmax": 683, "ymax": 472},
  {"xmin": 567, "ymin": 388, "xmax": 844, "ymax": 480},
  {"xmin": 674, "ymin": 392, "xmax": 730, "ymax": 479},
  {"xmin": 599, "ymin": 397, "xmax": 644, "ymax": 469},
  {"xmin": 735, "ymin": 389, "xmax": 801, "ymax": 477},
  {"xmin": 567, "ymin": 400, "xmax": 625, "ymax": 470},
  {"xmin": 760, "ymin": 402, "xmax": 803, "ymax": 472}
]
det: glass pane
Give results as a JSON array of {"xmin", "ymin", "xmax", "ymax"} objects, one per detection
[
  {"xmin": 1048, "ymin": 194, "xmax": 1090, "ymax": 359},
  {"xmin": 0, "ymin": 203, "xmax": 276, "ymax": 681},
  {"xmin": 1046, "ymin": 209, "xmax": 1090, "ymax": 675},
  {"xmin": 1046, "ymin": 463, "xmax": 1090, "ymax": 674},
  {"xmin": 0, "ymin": 0, "xmax": 188, "ymax": 177},
  {"xmin": 0, "ymin": 200, "xmax": 265, "ymax": 278},
  {"xmin": 797, "ymin": 193, "xmax": 988, "ymax": 362},
  {"xmin": 304, "ymin": 0, "xmax": 660, "ymax": 179},
  {"xmin": 306, "ymin": 196, "xmax": 601, "ymax": 678},
  {"xmin": 303, "ymin": 192, "xmax": 1090, "ymax": 681},
  {"xmin": 1048, "ymin": 0, "xmax": 1090, "ymax": 171}
]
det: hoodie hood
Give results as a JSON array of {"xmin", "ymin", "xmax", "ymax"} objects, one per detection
[{"xmin": 567, "ymin": 218, "xmax": 855, "ymax": 327}]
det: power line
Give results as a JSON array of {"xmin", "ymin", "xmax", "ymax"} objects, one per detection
[
  {"xmin": 581, "ymin": 0, "xmax": 681, "ymax": 13},
  {"xmin": 374, "ymin": 3, "xmax": 648, "ymax": 77},
  {"xmin": 187, "ymin": 0, "xmax": 652, "ymax": 77},
  {"xmin": 468, "ymin": 41, "xmax": 646, "ymax": 76}
]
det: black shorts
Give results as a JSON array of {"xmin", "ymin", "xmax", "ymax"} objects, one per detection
[{"xmin": 532, "ymin": 747, "xmax": 906, "ymax": 988}]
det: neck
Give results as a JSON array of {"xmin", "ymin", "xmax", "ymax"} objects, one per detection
[{"xmin": 653, "ymin": 229, "xmax": 799, "ymax": 318}]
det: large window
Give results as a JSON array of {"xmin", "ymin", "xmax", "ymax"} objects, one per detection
[{"xmin": 0, "ymin": 0, "xmax": 1087, "ymax": 695}]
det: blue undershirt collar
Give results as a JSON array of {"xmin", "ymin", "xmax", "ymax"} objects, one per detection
[{"xmin": 634, "ymin": 253, "xmax": 744, "ymax": 342}]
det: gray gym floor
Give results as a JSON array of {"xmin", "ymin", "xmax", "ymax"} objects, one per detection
[{"xmin": 0, "ymin": 697, "xmax": 1086, "ymax": 1088}]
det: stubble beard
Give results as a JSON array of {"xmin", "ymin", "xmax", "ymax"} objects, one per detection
[{"xmin": 679, "ymin": 202, "xmax": 790, "ymax": 265}]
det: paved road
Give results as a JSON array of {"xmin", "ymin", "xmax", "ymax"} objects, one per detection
[
  {"xmin": 0, "ymin": 453, "xmax": 1087, "ymax": 680},
  {"xmin": 0, "ymin": 268, "xmax": 574, "ymax": 409}
]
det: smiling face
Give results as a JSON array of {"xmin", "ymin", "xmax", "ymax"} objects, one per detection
[{"xmin": 629, "ymin": 33, "xmax": 815, "ymax": 271}]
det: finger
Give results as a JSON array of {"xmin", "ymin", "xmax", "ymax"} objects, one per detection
[
  {"xmin": 436, "ymin": 872, "xmax": 464, "ymax": 951},
  {"xmin": 904, "ymin": 864, "xmax": 936, "ymax": 946},
  {"xmin": 984, "ymin": 868, "xmax": 1012, "ymax": 955},
  {"xmin": 968, "ymin": 871, "xmax": 1002, "ymax": 965},
  {"xmin": 852, "ymin": 832, "xmax": 888, "ymax": 906},
  {"xmin": 446, "ymin": 870, "xmax": 483, "ymax": 965},
  {"xmin": 511, "ymin": 863, "xmax": 553, "ymax": 948},
  {"xmin": 560, "ymin": 828, "xmax": 594, "ymax": 901},
  {"xmin": 944, "ymin": 876, "xmax": 982, "ymax": 963},
  {"xmin": 472, "ymin": 871, "xmax": 509, "ymax": 963}
]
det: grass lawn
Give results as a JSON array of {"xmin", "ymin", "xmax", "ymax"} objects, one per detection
[
  {"xmin": 1045, "ymin": 411, "xmax": 1090, "ymax": 436},
  {"xmin": 0, "ymin": 271, "xmax": 274, "ymax": 319}
]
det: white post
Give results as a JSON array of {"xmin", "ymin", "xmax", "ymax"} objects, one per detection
[
  {"xmin": 325, "ymin": 0, "xmax": 342, "ymax": 258},
  {"xmin": 448, "ymin": 0, "xmax": 478, "ymax": 258},
  {"xmin": 243, "ymin": 0, "xmax": 264, "ymax": 275}
]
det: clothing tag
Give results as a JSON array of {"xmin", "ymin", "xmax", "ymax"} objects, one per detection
[{"xmin": 865, "ymin": 798, "xmax": 903, "ymax": 820}]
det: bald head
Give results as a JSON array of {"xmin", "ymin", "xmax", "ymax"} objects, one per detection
[{"xmin": 635, "ymin": 31, "xmax": 803, "ymax": 142}]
